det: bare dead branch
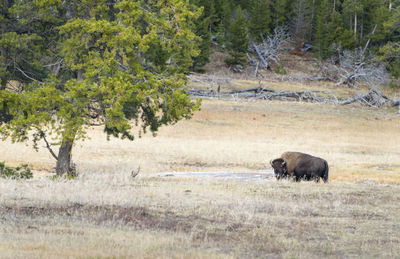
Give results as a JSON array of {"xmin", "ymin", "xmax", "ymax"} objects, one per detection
[
  {"xmin": 250, "ymin": 38, "xmax": 269, "ymax": 70},
  {"xmin": 40, "ymin": 131, "xmax": 58, "ymax": 161},
  {"xmin": 15, "ymin": 65, "xmax": 44, "ymax": 84},
  {"xmin": 328, "ymin": 47, "xmax": 390, "ymax": 88},
  {"xmin": 248, "ymin": 27, "xmax": 288, "ymax": 71}
]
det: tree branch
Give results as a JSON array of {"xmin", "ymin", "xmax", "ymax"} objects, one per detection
[
  {"xmin": 15, "ymin": 64, "xmax": 44, "ymax": 84},
  {"xmin": 40, "ymin": 131, "xmax": 58, "ymax": 160}
]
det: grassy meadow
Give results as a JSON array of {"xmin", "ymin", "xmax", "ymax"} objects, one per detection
[{"xmin": 1, "ymin": 84, "xmax": 400, "ymax": 257}]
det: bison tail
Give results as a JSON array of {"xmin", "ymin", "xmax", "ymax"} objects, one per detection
[{"xmin": 323, "ymin": 160, "xmax": 329, "ymax": 183}]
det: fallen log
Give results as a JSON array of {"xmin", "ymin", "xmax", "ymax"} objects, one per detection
[
  {"xmin": 188, "ymin": 86, "xmax": 399, "ymax": 112},
  {"xmin": 226, "ymin": 87, "xmax": 275, "ymax": 94},
  {"xmin": 338, "ymin": 89, "xmax": 399, "ymax": 108}
]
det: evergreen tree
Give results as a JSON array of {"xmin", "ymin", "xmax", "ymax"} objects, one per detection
[
  {"xmin": 326, "ymin": 8, "xmax": 345, "ymax": 54},
  {"xmin": 214, "ymin": 0, "xmax": 227, "ymax": 29},
  {"xmin": 212, "ymin": 0, "xmax": 233, "ymax": 45},
  {"xmin": 233, "ymin": 0, "xmax": 252, "ymax": 10},
  {"xmin": 378, "ymin": 2, "xmax": 400, "ymax": 78},
  {"xmin": 191, "ymin": 4, "xmax": 212, "ymax": 72},
  {"xmin": 225, "ymin": 6, "xmax": 249, "ymax": 68},
  {"xmin": 313, "ymin": 0, "xmax": 330, "ymax": 58},
  {"xmin": 271, "ymin": 0, "xmax": 295, "ymax": 27},
  {"xmin": 249, "ymin": 0, "xmax": 272, "ymax": 42},
  {"xmin": 292, "ymin": 0, "xmax": 312, "ymax": 40},
  {"xmin": 342, "ymin": 0, "xmax": 363, "ymax": 41},
  {"xmin": 0, "ymin": 0, "xmax": 202, "ymax": 175},
  {"xmin": 369, "ymin": 1, "xmax": 391, "ymax": 43}
]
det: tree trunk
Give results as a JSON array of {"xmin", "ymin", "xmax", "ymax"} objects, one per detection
[
  {"xmin": 56, "ymin": 141, "xmax": 74, "ymax": 175},
  {"xmin": 360, "ymin": 16, "xmax": 363, "ymax": 42},
  {"xmin": 354, "ymin": 12, "xmax": 357, "ymax": 39},
  {"xmin": 250, "ymin": 39, "xmax": 269, "ymax": 70},
  {"xmin": 0, "ymin": 48, "xmax": 7, "ymax": 90},
  {"xmin": 309, "ymin": 0, "xmax": 316, "ymax": 41},
  {"xmin": 54, "ymin": 68, "xmax": 81, "ymax": 176},
  {"xmin": 362, "ymin": 24, "xmax": 377, "ymax": 54}
]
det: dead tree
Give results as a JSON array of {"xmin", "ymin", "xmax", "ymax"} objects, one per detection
[
  {"xmin": 249, "ymin": 27, "xmax": 288, "ymax": 71},
  {"xmin": 338, "ymin": 89, "xmax": 400, "ymax": 110},
  {"xmin": 332, "ymin": 48, "xmax": 389, "ymax": 88}
]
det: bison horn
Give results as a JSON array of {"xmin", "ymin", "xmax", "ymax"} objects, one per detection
[
  {"xmin": 270, "ymin": 159, "xmax": 273, "ymax": 166},
  {"xmin": 282, "ymin": 161, "xmax": 286, "ymax": 166}
]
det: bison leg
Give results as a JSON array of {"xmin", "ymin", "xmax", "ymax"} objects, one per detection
[{"xmin": 323, "ymin": 161, "xmax": 329, "ymax": 183}]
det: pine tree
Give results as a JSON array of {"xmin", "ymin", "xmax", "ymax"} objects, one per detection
[
  {"xmin": 368, "ymin": 0, "xmax": 391, "ymax": 43},
  {"xmin": 271, "ymin": 0, "xmax": 295, "ymax": 27},
  {"xmin": 0, "ymin": 0, "xmax": 202, "ymax": 175},
  {"xmin": 326, "ymin": 8, "xmax": 344, "ymax": 54},
  {"xmin": 313, "ymin": 0, "xmax": 330, "ymax": 58},
  {"xmin": 378, "ymin": 1, "xmax": 400, "ymax": 78},
  {"xmin": 192, "ymin": 9, "xmax": 212, "ymax": 72},
  {"xmin": 249, "ymin": 0, "xmax": 272, "ymax": 42},
  {"xmin": 292, "ymin": 0, "xmax": 312, "ymax": 40},
  {"xmin": 225, "ymin": 6, "xmax": 249, "ymax": 68},
  {"xmin": 342, "ymin": 0, "xmax": 363, "ymax": 41}
]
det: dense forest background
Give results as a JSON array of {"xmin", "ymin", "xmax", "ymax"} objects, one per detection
[{"xmin": 189, "ymin": 0, "xmax": 400, "ymax": 79}]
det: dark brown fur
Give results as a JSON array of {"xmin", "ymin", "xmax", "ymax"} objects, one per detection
[{"xmin": 271, "ymin": 152, "xmax": 329, "ymax": 182}]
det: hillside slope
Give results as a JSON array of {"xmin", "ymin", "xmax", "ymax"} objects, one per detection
[{"xmin": 189, "ymin": 50, "xmax": 399, "ymax": 104}]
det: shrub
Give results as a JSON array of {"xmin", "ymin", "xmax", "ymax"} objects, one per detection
[
  {"xmin": 0, "ymin": 162, "xmax": 33, "ymax": 179},
  {"xmin": 274, "ymin": 62, "xmax": 287, "ymax": 75}
]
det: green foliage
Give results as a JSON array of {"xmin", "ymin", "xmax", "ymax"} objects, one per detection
[
  {"xmin": 379, "ymin": 42, "xmax": 400, "ymax": 78},
  {"xmin": 272, "ymin": 0, "xmax": 294, "ymax": 27},
  {"xmin": 377, "ymin": 4, "xmax": 400, "ymax": 78},
  {"xmin": 0, "ymin": 0, "xmax": 202, "ymax": 175},
  {"xmin": 292, "ymin": 0, "xmax": 313, "ymax": 40},
  {"xmin": 248, "ymin": 0, "xmax": 272, "ymax": 42},
  {"xmin": 389, "ymin": 80, "xmax": 400, "ymax": 89},
  {"xmin": 225, "ymin": 6, "xmax": 248, "ymax": 67},
  {"xmin": 274, "ymin": 62, "xmax": 287, "ymax": 75},
  {"xmin": 190, "ymin": 2, "xmax": 212, "ymax": 72},
  {"xmin": 325, "ymin": 9, "xmax": 344, "ymax": 55},
  {"xmin": 313, "ymin": 0, "xmax": 329, "ymax": 59},
  {"xmin": 0, "ymin": 162, "xmax": 32, "ymax": 179}
]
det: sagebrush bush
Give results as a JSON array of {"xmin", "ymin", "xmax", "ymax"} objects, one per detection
[
  {"xmin": 274, "ymin": 62, "xmax": 287, "ymax": 75},
  {"xmin": 0, "ymin": 162, "xmax": 33, "ymax": 179}
]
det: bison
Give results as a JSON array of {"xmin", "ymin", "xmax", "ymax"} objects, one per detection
[{"xmin": 270, "ymin": 152, "xmax": 329, "ymax": 182}]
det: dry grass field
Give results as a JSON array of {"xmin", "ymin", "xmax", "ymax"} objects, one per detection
[
  {"xmin": 1, "ymin": 97, "xmax": 399, "ymax": 183},
  {"xmin": 1, "ymin": 177, "xmax": 400, "ymax": 258},
  {"xmin": 1, "ymin": 89, "xmax": 400, "ymax": 258}
]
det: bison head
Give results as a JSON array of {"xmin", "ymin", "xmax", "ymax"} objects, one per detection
[{"xmin": 270, "ymin": 158, "xmax": 288, "ymax": 180}]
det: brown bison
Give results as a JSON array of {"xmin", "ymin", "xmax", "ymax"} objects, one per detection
[{"xmin": 270, "ymin": 152, "xmax": 329, "ymax": 182}]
